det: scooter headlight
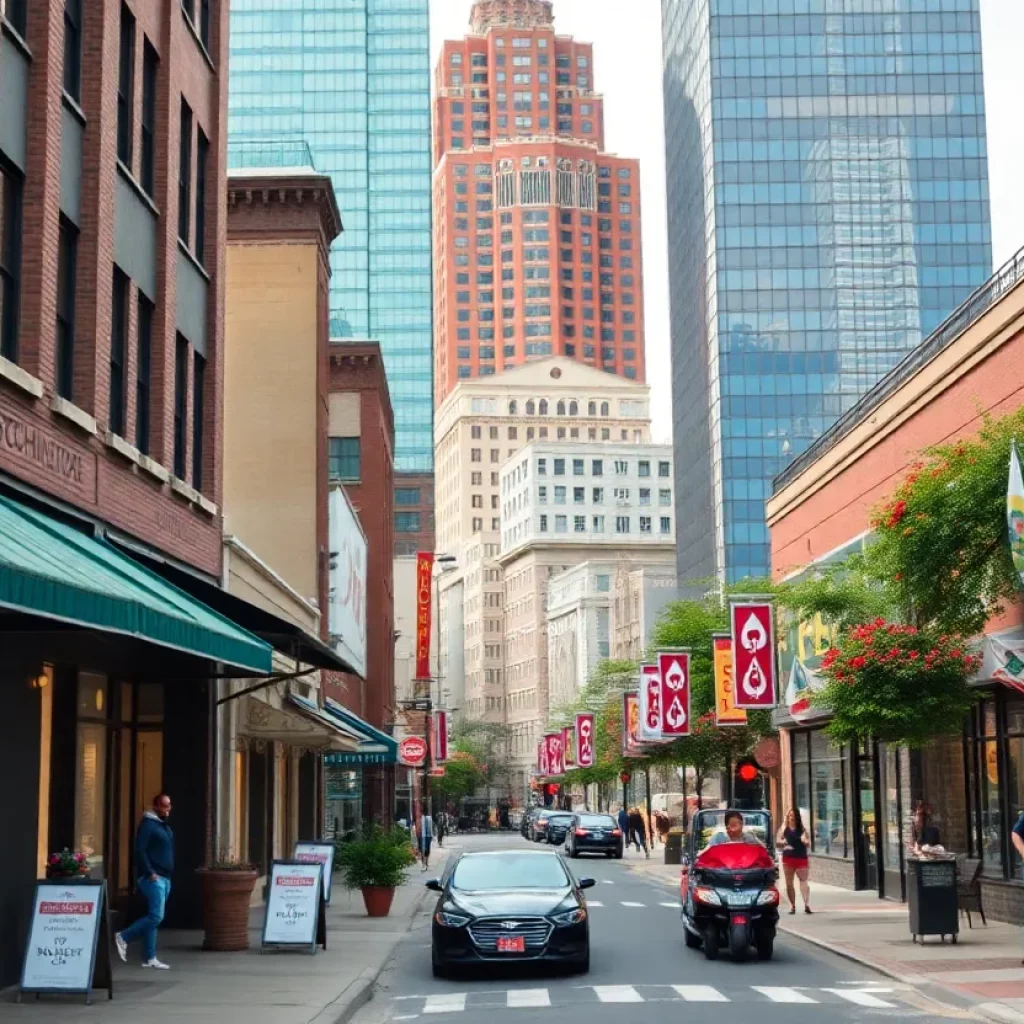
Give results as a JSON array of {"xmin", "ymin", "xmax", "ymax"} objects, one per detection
[{"xmin": 757, "ymin": 888, "xmax": 780, "ymax": 906}]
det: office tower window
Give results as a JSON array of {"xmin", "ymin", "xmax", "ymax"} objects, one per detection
[
  {"xmin": 195, "ymin": 129, "xmax": 208, "ymax": 265},
  {"xmin": 329, "ymin": 437, "xmax": 361, "ymax": 481},
  {"xmin": 173, "ymin": 334, "xmax": 188, "ymax": 477},
  {"xmin": 178, "ymin": 99, "xmax": 192, "ymax": 243},
  {"xmin": 396, "ymin": 488, "xmax": 421, "ymax": 506},
  {"xmin": 63, "ymin": 0, "xmax": 83, "ymax": 101},
  {"xmin": 117, "ymin": 3, "xmax": 135, "ymax": 166},
  {"xmin": 5, "ymin": 0, "xmax": 27, "ymax": 34},
  {"xmin": 0, "ymin": 162, "xmax": 21, "ymax": 362},
  {"xmin": 109, "ymin": 269, "xmax": 129, "ymax": 436},
  {"xmin": 136, "ymin": 294, "xmax": 153, "ymax": 455},
  {"xmin": 141, "ymin": 40, "xmax": 158, "ymax": 196},
  {"xmin": 396, "ymin": 512, "xmax": 421, "ymax": 533},
  {"xmin": 192, "ymin": 351, "xmax": 205, "ymax": 490},
  {"xmin": 55, "ymin": 218, "xmax": 78, "ymax": 399}
]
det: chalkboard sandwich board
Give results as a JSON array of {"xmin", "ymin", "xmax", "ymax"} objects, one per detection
[
  {"xmin": 261, "ymin": 860, "xmax": 327, "ymax": 954},
  {"xmin": 19, "ymin": 879, "xmax": 113, "ymax": 1004}
]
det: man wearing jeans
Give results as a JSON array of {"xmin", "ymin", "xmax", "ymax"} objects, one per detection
[{"xmin": 115, "ymin": 794, "xmax": 174, "ymax": 969}]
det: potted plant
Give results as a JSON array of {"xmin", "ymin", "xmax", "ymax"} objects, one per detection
[
  {"xmin": 46, "ymin": 848, "xmax": 90, "ymax": 879},
  {"xmin": 196, "ymin": 854, "xmax": 258, "ymax": 951},
  {"xmin": 337, "ymin": 825, "xmax": 416, "ymax": 917}
]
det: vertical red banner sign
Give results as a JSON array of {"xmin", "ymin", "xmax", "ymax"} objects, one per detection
[
  {"xmin": 538, "ymin": 740, "xmax": 550, "ymax": 777},
  {"xmin": 546, "ymin": 732, "xmax": 565, "ymax": 776},
  {"xmin": 414, "ymin": 552, "xmax": 434, "ymax": 680},
  {"xmin": 433, "ymin": 710, "xmax": 449, "ymax": 763},
  {"xmin": 575, "ymin": 713, "xmax": 595, "ymax": 768},
  {"xmin": 640, "ymin": 663, "xmax": 663, "ymax": 741},
  {"xmin": 562, "ymin": 724, "xmax": 575, "ymax": 767},
  {"xmin": 730, "ymin": 601, "xmax": 778, "ymax": 709},
  {"xmin": 657, "ymin": 650, "xmax": 691, "ymax": 737}
]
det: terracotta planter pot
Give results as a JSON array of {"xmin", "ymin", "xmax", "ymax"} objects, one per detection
[
  {"xmin": 361, "ymin": 885, "xmax": 396, "ymax": 917},
  {"xmin": 198, "ymin": 869, "xmax": 258, "ymax": 951}
]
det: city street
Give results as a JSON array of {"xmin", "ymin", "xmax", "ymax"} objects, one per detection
[{"xmin": 352, "ymin": 833, "xmax": 970, "ymax": 1024}]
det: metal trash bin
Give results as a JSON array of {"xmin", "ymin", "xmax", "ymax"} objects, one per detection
[
  {"xmin": 664, "ymin": 827, "xmax": 684, "ymax": 865},
  {"xmin": 908, "ymin": 857, "xmax": 959, "ymax": 944}
]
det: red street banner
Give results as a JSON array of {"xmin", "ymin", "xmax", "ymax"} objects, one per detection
[
  {"xmin": 622, "ymin": 691, "xmax": 643, "ymax": 756},
  {"xmin": 562, "ymin": 724, "xmax": 575, "ymax": 767},
  {"xmin": 657, "ymin": 650, "xmax": 691, "ymax": 737},
  {"xmin": 546, "ymin": 732, "xmax": 565, "ymax": 775},
  {"xmin": 639, "ymin": 663, "xmax": 663, "ymax": 741},
  {"xmin": 433, "ymin": 710, "xmax": 449, "ymax": 763},
  {"xmin": 575, "ymin": 713, "xmax": 595, "ymax": 768},
  {"xmin": 538, "ymin": 740, "xmax": 550, "ymax": 777},
  {"xmin": 414, "ymin": 552, "xmax": 434, "ymax": 680},
  {"xmin": 730, "ymin": 601, "xmax": 777, "ymax": 709}
]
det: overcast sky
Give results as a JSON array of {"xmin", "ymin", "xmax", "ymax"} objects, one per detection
[{"xmin": 429, "ymin": 0, "xmax": 1024, "ymax": 442}]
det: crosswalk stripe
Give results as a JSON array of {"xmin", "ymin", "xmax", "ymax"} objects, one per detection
[
  {"xmin": 659, "ymin": 901, "xmax": 679, "ymax": 907},
  {"xmin": 671, "ymin": 985, "xmax": 729, "ymax": 1002},
  {"xmin": 587, "ymin": 900, "xmax": 603, "ymax": 906},
  {"xmin": 594, "ymin": 986, "xmax": 643, "ymax": 1003},
  {"xmin": 507, "ymin": 989, "xmax": 551, "ymax": 1008},
  {"xmin": 620, "ymin": 901, "xmax": 644, "ymax": 907},
  {"xmin": 824, "ymin": 988, "xmax": 895, "ymax": 1008},
  {"xmin": 753, "ymin": 987, "xmax": 818, "ymax": 1004},
  {"xmin": 423, "ymin": 994, "xmax": 466, "ymax": 1014}
]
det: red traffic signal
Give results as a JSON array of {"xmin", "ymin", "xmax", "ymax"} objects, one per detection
[
  {"xmin": 736, "ymin": 761, "xmax": 759, "ymax": 783},
  {"xmin": 619, "ymin": 770, "xmax": 632, "ymax": 784}
]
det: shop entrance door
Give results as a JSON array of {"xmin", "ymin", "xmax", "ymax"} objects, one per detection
[
  {"xmin": 854, "ymin": 744, "xmax": 879, "ymax": 891},
  {"xmin": 878, "ymin": 743, "xmax": 907, "ymax": 901}
]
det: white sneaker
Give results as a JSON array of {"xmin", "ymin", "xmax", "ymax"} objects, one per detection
[
  {"xmin": 115, "ymin": 932, "xmax": 127, "ymax": 963},
  {"xmin": 142, "ymin": 958, "xmax": 170, "ymax": 970}
]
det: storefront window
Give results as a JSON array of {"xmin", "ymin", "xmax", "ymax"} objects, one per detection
[
  {"xmin": 791, "ymin": 729, "xmax": 849, "ymax": 859},
  {"xmin": 979, "ymin": 700, "xmax": 1004, "ymax": 878},
  {"xmin": 792, "ymin": 733, "xmax": 810, "ymax": 830},
  {"xmin": 75, "ymin": 673, "xmax": 109, "ymax": 877}
]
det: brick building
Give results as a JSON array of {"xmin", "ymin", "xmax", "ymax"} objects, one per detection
[
  {"xmin": 432, "ymin": 0, "xmax": 645, "ymax": 403},
  {"xmin": 767, "ymin": 249, "xmax": 1024, "ymax": 920}
]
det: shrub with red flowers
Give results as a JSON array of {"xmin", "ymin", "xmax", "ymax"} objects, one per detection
[
  {"xmin": 817, "ymin": 619, "xmax": 981, "ymax": 747},
  {"xmin": 46, "ymin": 848, "xmax": 90, "ymax": 880}
]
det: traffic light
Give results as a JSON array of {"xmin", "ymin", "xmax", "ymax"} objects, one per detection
[{"xmin": 733, "ymin": 758, "xmax": 764, "ymax": 809}]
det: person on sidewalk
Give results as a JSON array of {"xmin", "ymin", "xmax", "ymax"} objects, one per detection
[
  {"xmin": 115, "ymin": 794, "xmax": 174, "ymax": 970},
  {"xmin": 419, "ymin": 807, "xmax": 434, "ymax": 871},
  {"xmin": 628, "ymin": 807, "xmax": 649, "ymax": 858},
  {"xmin": 436, "ymin": 811, "xmax": 446, "ymax": 848},
  {"xmin": 777, "ymin": 807, "xmax": 812, "ymax": 915},
  {"xmin": 617, "ymin": 806, "xmax": 630, "ymax": 847}
]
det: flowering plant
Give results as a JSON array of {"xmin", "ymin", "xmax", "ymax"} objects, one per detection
[
  {"xmin": 818, "ymin": 619, "xmax": 980, "ymax": 746},
  {"xmin": 46, "ymin": 848, "xmax": 90, "ymax": 879}
]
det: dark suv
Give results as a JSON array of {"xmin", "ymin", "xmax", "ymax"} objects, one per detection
[{"xmin": 564, "ymin": 812, "xmax": 624, "ymax": 858}]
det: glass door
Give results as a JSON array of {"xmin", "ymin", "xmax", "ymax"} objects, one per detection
[
  {"xmin": 878, "ymin": 744, "xmax": 907, "ymax": 901},
  {"xmin": 854, "ymin": 742, "xmax": 878, "ymax": 891}
]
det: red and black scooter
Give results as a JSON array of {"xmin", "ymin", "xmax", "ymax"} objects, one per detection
[{"xmin": 680, "ymin": 809, "xmax": 780, "ymax": 961}]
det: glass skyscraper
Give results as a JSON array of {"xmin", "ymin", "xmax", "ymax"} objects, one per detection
[
  {"xmin": 229, "ymin": 0, "xmax": 434, "ymax": 474},
  {"xmin": 662, "ymin": 0, "xmax": 991, "ymax": 585}
]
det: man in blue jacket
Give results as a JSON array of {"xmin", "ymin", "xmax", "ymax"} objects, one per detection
[{"xmin": 115, "ymin": 794, "xmax": 174, "ymax": 969}]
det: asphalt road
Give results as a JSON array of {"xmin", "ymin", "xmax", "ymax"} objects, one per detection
[{"xmin": 352, "ymin": 832, "xmax": 972, "ymax": 1024}]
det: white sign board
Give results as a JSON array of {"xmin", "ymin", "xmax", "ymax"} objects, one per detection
[
  {"xmin": 262, "ymin": 861, "xmax": 323, "ymax": 949},
  {"xmin": 293, "ymin": 842, "xmax": 336, "ymax": 903},
  {"xmin": 329, "ymin": 487, "xmax": 368, "ymax": 678},
  {"xmin": 20, "ymin": 882, "xmax": 104, "ymax": 993}
]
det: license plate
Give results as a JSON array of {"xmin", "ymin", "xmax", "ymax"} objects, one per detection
[{"xmin": 496, "ymin": 936, "xmax": 525, "ymax": 953}]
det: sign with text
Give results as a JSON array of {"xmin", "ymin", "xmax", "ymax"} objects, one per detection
[
  {"xmin": 545, "ymin": 732, "xmax": 565, "ymax": 776},
  {"xmin": 293, "ymin": 842, "xmax": 336, "ymax": 904},
  {"xmin": 414, "ymin": 551, "xmax": 434, "ymax": 680},
  {"xmin": 20, "ymin": 880, "xmax": 111, "ymax": 1002},
  {"xmin": 575, "ymin": 713, "xmax": 595, "ymax": 769},
  {"xmin": 399, "ymin": 736, "xmax": 428, "ymax": 768},
  {"xmin": 562, "ymin": 724, "xmax": 575, "ymax": 768},
  {"xmin": 657, "ymin": 650, "xmax": 691, "ymax": 737},
  {"xmin": 639, "ymin": 663, "xmax": 664, "ymax": 741},
  {"xmin": 622, "ymin": 691, "xmax": 644, "ymax": 756},
  {"xmin": 731, "ymin": 602, "xmax": 778, "ymax": 709},
  {"xmin": 432, "ymin": 710, "xmax": 449, "ymax": 763},
  {"xmin": 713, "ymin": 635, "xmax": 747, "ymax": 726},
  {"xmin": 262, "ymin": 861, "xmax": 324, "ymax": 952}
]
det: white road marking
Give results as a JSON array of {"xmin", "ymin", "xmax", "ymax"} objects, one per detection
[
  {"xmin": 586, "ymin": 900, "xmax": 604, "ymax": 907},
  {"xmin": 753, "ymin": 987, "xmax": 818, "ymax": 1004},
  {"xmin": 824, "ymin": 988, "xmax": 895, "ymax": 1008},
  {"xmin": 594, "ymin": 985, "xmax": 644, "ymax": 1003},
  {"xmin": 602, "ymin": 879, "xmax": 615, "ymax": 884},
  {"xmin": 392, "ymin": 1016, "xmax": 420, "ymax": 1020},
  {"xmin": 619, "ymin": 901, "xmax": 644, "ymax": 907},
  {"xmin": 659, "ymin": 901, "xmax": 679, "ymax": 907},
  {"xmin": 671, "ymin": 985, "xmax": 729, "ymax": 1002},
  {"xmin": 423, "ymin": 994, "xmax": 467, "ymax": 1014},
  {"xmin": 507, "ymin": 989, "xmax": 551, "ymax": 1008}
]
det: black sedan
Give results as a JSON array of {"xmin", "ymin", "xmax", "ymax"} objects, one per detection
[
  {"xmin": 564, "ymin": 813, "xmax": 624, "ymax": 858},
  {"xmin": 543, "ymin": 812, "xmax": 575, "ymax": 845},
  {"xmin": 427, "ymin": 850, "xmax": 594, "ymax": 977}
]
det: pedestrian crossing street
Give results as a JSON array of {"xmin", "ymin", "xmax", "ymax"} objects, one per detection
[{"xmin": 391, "ymin": 984, "xmax": 905, "ymax": 1017}]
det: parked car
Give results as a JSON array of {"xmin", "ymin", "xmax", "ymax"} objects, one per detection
[
  {"xmin": 544, "ymin": 812, "xmax": 575, "ymax": 846},
  {"xmin": 530, "ymin": 810, "xmax": 559, "ymax": 842},
  {"xmin": 426, "ymin": 850, "xmax": 594, "ymax": 977},
  {"xmin": 564, "ymin": 813, "xmax": 624, "ymax": 858}
]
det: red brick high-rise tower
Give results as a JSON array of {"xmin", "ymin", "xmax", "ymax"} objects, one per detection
[{"xmin": 433, "ymin": 0, "xmax": 646, "ymax": 405}]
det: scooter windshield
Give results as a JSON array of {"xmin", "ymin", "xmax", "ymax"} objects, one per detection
[{"xmin": 695, "ymin": 842, "xmax": 774, "ymax": 870}]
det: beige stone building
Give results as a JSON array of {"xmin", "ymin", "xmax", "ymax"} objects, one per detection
[
  {"xmin": 434, "ymin": 357, "xmax": 654, "ymax": 743},
  {"xmin": 610, "ymin": 565, "xmax": 680, "ymax": 662}
]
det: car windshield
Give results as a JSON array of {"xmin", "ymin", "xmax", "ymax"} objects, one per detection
[
  {"xmin": 548, "ymin": 814, "xmax": 573, "ymax": 824},
  {"xmin": 578, "ymin": 815, "xmax": 615, "ymax": 827},
  {"xmin": 452, "ymin": 854, "xmax": 569, "ymax": 891}
]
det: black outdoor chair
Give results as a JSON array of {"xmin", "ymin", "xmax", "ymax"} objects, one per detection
[{"xmin": 957, "ymin": 857, "xmax": 986, "ymax": 927}]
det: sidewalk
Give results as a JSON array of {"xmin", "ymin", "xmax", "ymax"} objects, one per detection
[
  {"xmin": 627, "ymin": 854, "xmax": 1024, "ymax": 1024},
  {"xmin": 3, "ymin": 848, "xmax": 447, "ymax": 1023}
]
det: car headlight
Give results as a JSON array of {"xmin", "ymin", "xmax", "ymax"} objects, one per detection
[
  {"xmin": 694, "ymin": 886, "xmax": 722, "ymax": 906},
  {"xmin": 435, "ymin": 905, "xmax": 471, "ymax": 928},
  {"xmin": 550, "ymin": 905, "xmax": 587, "ymax": 926},
  {"xmin": 757, "ymin": 889, "xmax": 780, "ymax": 906}
]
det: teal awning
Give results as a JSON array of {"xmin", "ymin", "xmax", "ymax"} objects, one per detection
[
  {"xmin": 322, "ymin": 698, "xmax": 398, "ymax": 764},
  {"xmin": 0, "ymin": 495, "xmax": 272, "ymax": 673}
]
